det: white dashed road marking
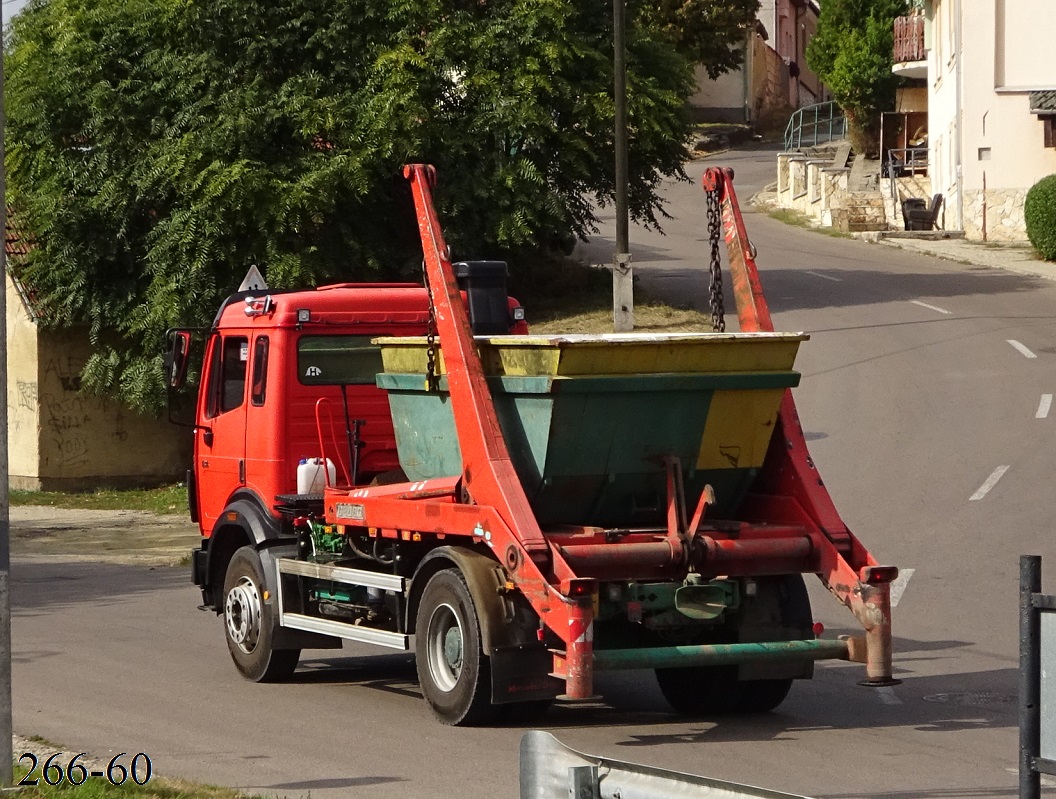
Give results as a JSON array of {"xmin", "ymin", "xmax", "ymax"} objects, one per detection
[
  {"xmin": 1038, "ymin": 394, "xmax": 1053, "ymax": 419},
  {"xmin": 910, "ymin": 300, "xmax": 951, "ymax": 315},
  {"xmin": 969, "ymin": 465, "xmax": 1010, "ymax": 501},
  {"xmin": 877, "ymin": 687, "xmax": 902, "ymax": 706},
  {"xmin": 1008, "ymin": 339, "xmax": 1037, "ymax": 358},
  {"xmin": 805, "ymin": 270, "xmax": 842, "ymax": 282},
  {"xmin": 889, "ymin": 568, "xmax": 915, "ymax": 608}
]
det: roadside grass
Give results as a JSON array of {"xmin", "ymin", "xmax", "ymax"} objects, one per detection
[
  {"xmin": 532, "ymin": 302, "xmax": 714, "ymax": 334},
  {"xmin": 768, "ymin": 208, "xmax": 851, "ymax": 238},
  {"xmin": 512, "ymin": 253, "xmax": 716, "ymax": 333},
  {"xmin": 10, "ymin": 484, "xmax": 187, "ymax": 515},
  {"xmin": 11, "ymin": 766, "xmax": 262, "ymax": 799}
]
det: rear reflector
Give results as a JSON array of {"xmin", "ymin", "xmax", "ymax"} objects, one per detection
[{"xmin": 861, "ymin": 565, "xmax": 899, "ymax": 585}]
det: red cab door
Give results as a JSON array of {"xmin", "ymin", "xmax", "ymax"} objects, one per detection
[{"xmin": 195, "ymin": 333, "xmax": 250, "ymax": 534}]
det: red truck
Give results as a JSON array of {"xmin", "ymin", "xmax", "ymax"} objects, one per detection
[{"xmin": 168, "ymin": 164, "xmax": 897, "ymax": 725}]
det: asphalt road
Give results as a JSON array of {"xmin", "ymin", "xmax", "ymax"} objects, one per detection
[{"xmin": 13, "ymin": 146, "xmax": 1056, "ymax": 799}]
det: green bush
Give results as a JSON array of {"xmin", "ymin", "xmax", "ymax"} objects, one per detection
[{"xmin": 1026, "ymin": 174, "xmax": 1056, "ymax": 261}]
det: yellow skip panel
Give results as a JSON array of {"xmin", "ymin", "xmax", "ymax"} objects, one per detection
[{"xmin": 697, "ymin": 389, "xmax": 786, "ymax": 470}]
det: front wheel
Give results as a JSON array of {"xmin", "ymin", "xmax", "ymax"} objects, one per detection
[
  {"xmin": 415, "ymin": 569, "xmax": 497, "ymax": 726},
  {"xmin": 223, "ymin": 546, "xmax": 300, "ymax": 682}
]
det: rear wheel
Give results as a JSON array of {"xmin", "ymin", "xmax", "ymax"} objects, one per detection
[
  {"xmin": 657, "ymin": 574, "xmax": 812, "ymax": 716},
  {"xmin": 738, "ymin": 679, "xmax": 794, "ymax": 712},
  {"xmin": 734, "ymin": 574, "xmax": 812, "ymax": 713},
  {"xmin": 655, "ymin": 664, "xmax": 742, "ymax": 716},
  {"xmin": 415, "ymin": 569, "xmax": 498, "ymax": 726},
  {"xmin": 223, "ymin": 546, "xmax": 300, "ymax": 682}
]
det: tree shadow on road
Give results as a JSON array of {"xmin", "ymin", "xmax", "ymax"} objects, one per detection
[
  {"xmin": 10, "ymin": 557, "xmax": 189, "ymax": 613},
  {"xmin": 639, "ymin": 264, "xmax": 1052, "ymax": 320}
]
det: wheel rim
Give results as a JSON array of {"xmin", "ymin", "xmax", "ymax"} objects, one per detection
[
  {"xmin": 425, "ymin": 602, "xmax": 464, "ymax": 693},
  {"xmin": 225, "ymin": 576, "xmax": 262, "ymax": 655}
]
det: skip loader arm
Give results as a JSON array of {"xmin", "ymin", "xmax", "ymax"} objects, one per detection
[
  {"xmin": 702, "ymin": 167, "xmax": 898, "ymax": 686},
  {"xmin": 399, "ymin": 165, "xmax": 595, "ymax": 697}
]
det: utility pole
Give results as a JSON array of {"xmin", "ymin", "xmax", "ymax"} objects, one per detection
[
  {"xmin": 0, "ymin": 0, "xmax": 12, "ymax": 784},
  {"xmin": 612, "ymin": 0, "xmax": 633, "ymax": 332}
]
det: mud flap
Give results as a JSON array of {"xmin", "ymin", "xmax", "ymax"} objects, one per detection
[{"xmin": 490, "ymin": 647, "xmax": 562, "ymax": 704}]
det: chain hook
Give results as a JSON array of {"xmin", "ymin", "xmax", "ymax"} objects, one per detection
[
  {"xmin": 705, "ymin": 186, "xmax": 726, "ymax": 332},
  {"xmin": 422, "ymin": 259, "xmax": 439, "ymax": 391}
]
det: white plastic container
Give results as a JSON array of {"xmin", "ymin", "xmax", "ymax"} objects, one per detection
[{"xmin": 297, "ymin": 457, "xmax": 336, "ymax": 494}]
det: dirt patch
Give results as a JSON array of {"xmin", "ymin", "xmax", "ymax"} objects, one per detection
[{"xmin": 11, "ymin": 506, "xmax": 200, "ymax": 566}]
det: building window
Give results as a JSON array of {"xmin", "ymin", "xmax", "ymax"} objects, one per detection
[{"xmin": 1044, "ymin": 117, "xmax": 1056, "ymax": 149}]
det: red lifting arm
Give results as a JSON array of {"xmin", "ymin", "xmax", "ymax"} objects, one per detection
[
  {"xmin": 402, "ymin": 165, "xmax": 548, "ymax": 557},
  {"xmin": 702, "ymin": 166, "xmax": 899, "ymax": 686}
]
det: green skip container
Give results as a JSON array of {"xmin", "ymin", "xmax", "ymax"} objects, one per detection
[{"xmin": 374, "ymin": 333, "xmax": 807, "ymax": 528}]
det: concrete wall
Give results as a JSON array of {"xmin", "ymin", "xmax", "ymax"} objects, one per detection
[
  {"xmin": 690, "ymin": 60, "xmax": 747, "ymax": 123},
  {"xmin": 7, "ymin": 272, "xmax": 191, "ymax": 490},
  {"xmin": 752, "ymin": 38, "xmax": 794, "ymax": 128},
  {"xmin": 689, "ymin": 35, "xmax": 792, "ymax": 127},
  {"xmin": 928, "ymin": 0, "xmax": 1056, "ymax": 241},
  {"xmin": 7, "ymin": 273, "xmax": 39, "ymax": 481},
  {"xmin": 33, "ymin": 330, "xmax": 190, "ymax": 489}
]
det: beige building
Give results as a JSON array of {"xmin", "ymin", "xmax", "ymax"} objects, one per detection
[
  {"xmin": 6, "ymin": 259, "xmax": 190, "ymax": 490},
  {"xmin": 896, "ymin": 1, "xmax": 1056, "ymax": 240},
  {"xmin": 689, "ymin": 0, "xmax": 823, "ymax": 127}
]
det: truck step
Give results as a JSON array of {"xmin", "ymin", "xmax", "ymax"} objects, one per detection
[
  {"xmin": 275, "ymin": 558, "xmax": 410, "ymax": 649},
  {"xmin": 276, "ymin": 557, "xmax": 406, "ymax": 593},
  {"xmin": 279, "ymin": 610, "xmax": 411, "ymax": 650}
]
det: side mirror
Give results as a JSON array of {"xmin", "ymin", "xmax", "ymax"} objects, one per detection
[{"xmin": 166, "ymin": 330, "xmax": 192, "ymax": 389}]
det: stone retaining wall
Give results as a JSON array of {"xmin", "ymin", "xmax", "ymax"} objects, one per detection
[{"xmin": 963, "ymin": 188, "xmax": 1029, "ymax": 242}]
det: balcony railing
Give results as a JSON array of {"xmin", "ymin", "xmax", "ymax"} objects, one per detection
[{"xmin": 894, "ymin": 15, "xmax": 926, "ymax": 63}]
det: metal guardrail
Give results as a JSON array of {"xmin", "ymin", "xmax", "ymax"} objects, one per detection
[
  {"xmin": 783, "ymin": 101, "xmax": 847, "ymax": 152},
  {"xmin": 520, "ymin": 730, "xmax": 813, "ymax": 799}
]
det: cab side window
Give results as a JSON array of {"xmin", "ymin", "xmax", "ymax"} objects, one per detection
[{"xmin": 206, "ymin": 336, "xmax": 249, "ymax": 418}]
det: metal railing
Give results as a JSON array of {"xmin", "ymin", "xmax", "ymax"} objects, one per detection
[
  {"xmin": 783, "ymin": 101, "xmax": 847, "ymax": 151},
  {"xmin": 894, "ymin": 15, "xmax": 926, "ymax": 63},
  {"xmin": 885, "ymin": 146, "xmax": 929, "ymax": 198}
]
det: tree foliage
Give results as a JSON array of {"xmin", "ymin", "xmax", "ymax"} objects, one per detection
[
  {"xmin": 644, "ymin": 0, "xmax": 759, "ymax": 79},
  {"xmin": 6, "ymin": 0, "xmax": 753, "ymax": 415},
  {"xmin": 806, "ymin": 0, "xmax": 907, "ymax": 154}
]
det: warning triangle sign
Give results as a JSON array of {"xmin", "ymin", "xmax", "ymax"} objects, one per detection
[{"xmin": 238, "ymin": 265, "xmax": 269, "ymax": 292}]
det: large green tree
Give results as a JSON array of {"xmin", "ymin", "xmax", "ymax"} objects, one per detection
[
  {"xmin": 806, "ymin": 0, "xmax": 907, "ymax": 154},
  {"xmin": 6, "ymin": 0, "xmax": 751, "ymax": 413}
]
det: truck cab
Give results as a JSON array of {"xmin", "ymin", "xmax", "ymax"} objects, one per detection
[{"xmin": 173, "ymin": 268, "xmax": 525, "ymax": 615}]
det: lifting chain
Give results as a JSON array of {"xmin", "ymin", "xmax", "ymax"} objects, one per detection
[
  {"xmin": 706, "ymin": 185, "xmax": 726, "ymax": 333},
  {"xmin": 423, "ymin": 261, "xmax": 439, "ymax": 392}
]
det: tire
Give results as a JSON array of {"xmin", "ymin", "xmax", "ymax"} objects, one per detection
[
  {"xmin": 738, "ymin": 679, "xmax": 793, "ymax": 713},
  {"xmin": 658, "ymin": 574, "xmax": 811, "ymax": 716},
  {"xmin": 500, "ymin": 699, "xmax": 554, "ymax": 724},
  {"xmin": 222, "ymin": 546, "xmax": 300, "ymax": 682},
  {"xmin": 735, "ymin": 574, "xmax": 811, "ymax": 713},
  {"xmin": 415, "ymin": 569, "xmax": 498, "ymax": 726},
  {"xmin": 655, "ymin": 665, "xmax": 743, "ymax": 716}
]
